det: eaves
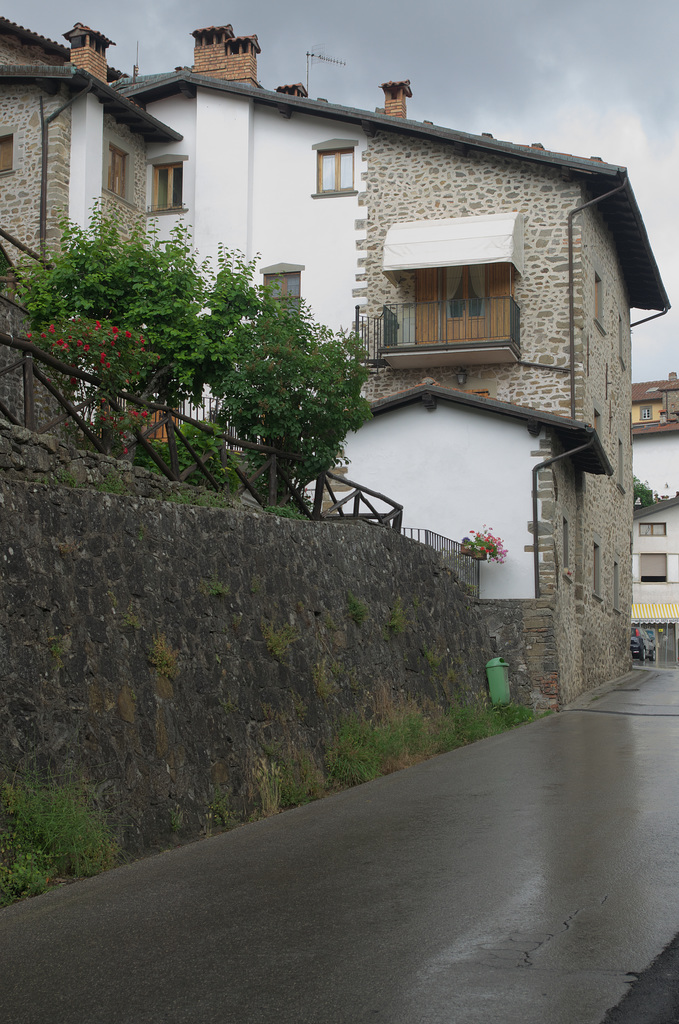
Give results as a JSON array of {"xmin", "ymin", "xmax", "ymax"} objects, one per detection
[{"xmin": 0, "ymin": 65, "xmax": 181, "ymax": 143}]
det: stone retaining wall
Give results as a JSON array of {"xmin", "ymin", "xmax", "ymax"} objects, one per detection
[{"xmin": 0, "ymin": 423, "xmax": 561, "ymax": 854}]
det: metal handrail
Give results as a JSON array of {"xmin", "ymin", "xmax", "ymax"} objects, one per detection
[{"xmin": 401, "ymin": 527, "xmax": 479, "ymax": 596}]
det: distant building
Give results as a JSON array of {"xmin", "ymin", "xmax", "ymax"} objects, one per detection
[
  {"xmin": 632, "ymin": 496, "xmax": 679, "ymax": 664},
  {"xmin": 632, "ymin": 373, "xmax": 679, "ymax": 500}
]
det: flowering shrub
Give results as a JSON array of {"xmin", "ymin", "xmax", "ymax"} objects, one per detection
[
  {"xmin": 28, "ymin": 318, "xmax": 158, "ymax": 456},
  {"xmin": 461, "ymin": 526, "xmax": 508, "ymax": 563}
]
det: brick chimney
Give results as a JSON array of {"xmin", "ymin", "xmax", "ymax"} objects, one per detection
[
  {"xmin": 276, "ymin": 83, "xmax": 308, "ymax": 98},
  {"xmin": 63, "ymin": 23, "xmax": 113, "ymax": 83},
  {"xmin": 669, "ymin": 371, "xmax": 677, "ymax": 381},
  {"xmin": 191, "ymin": 26, "xmax": 260, "ymax": 85},
  {"xmin": 379, "ymin": 80, "xmax": 412, "ymax": 118}
]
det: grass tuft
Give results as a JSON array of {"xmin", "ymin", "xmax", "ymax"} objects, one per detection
[{"xmin": 0, "ymin": 768, "xmax": 118, "ymax": 906}]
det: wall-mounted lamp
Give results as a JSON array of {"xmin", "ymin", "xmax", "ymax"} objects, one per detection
[{"xmin": 456, "ymin": 368, "xmax": 468, "ymax": 386}]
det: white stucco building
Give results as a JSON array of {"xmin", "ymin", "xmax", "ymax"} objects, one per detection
[{"xmin": 632, "ymin": 497, "xmax": 679, "ymax": 663}]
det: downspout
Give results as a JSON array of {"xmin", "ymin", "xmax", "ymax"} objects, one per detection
[
  {"xmin": 532, "ymin": 433, "xmax": 598, "ymax": 598},
  {"xmin": 567, "ymin": 177, "xmax": 629, "ymax": 420},
  {"xmin": 39, "ymin": 79, "xmax": 93, "ymax": 254}
]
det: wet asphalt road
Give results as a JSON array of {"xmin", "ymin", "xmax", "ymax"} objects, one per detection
[{"xmin": 3, "ymin": 666, "xmax": 679, "ymax": 1024}]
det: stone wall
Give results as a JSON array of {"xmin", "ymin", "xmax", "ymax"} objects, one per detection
[
  {"xmin": 0, "ymin": 83, "xmax": 71, "ymax": 258},
  {"xmin": 1, "ymin": 421, "xmax": 550, "ymax": 855},
  {"xmin": 359, "ymin": 134, "xmax": 586, "ymax": 413},
  {"xmin": 101, "ymin": 113, "xmax": 147, "ymax": 234}
]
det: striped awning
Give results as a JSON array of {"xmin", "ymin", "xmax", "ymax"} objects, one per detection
[{"xmin": 632, "ymin": 604, "xmax": 679, "ymax": 621}]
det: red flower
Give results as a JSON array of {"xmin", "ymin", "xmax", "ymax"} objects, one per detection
[
  {"xmin": 26, "ymin": 332, "xmax": 32, "ymax": 339},
  {"xmin": 70, "ymin": 377, "xmax": 77, "ymax": 385},
  {"xmin": 141, "ymin": 410, "xmax": 148, "ymax": 419},
  {"xmin": 105, "ymin": 362, "xmax": 111, "ymax": 369},
  {"xmin": 48, "ymin": 325, "xmax": 55, "ymax": 333},
  {"xmin": 100, "ymin": 353, "xmax": 106, "ymax": 363},
  {"xmin": 111, "ymin": 326, "xmax": 119, "ymax": 334},
  {"xmin": 95, "ymin": 321, "xmax": 101, "ymax": 329},
  {"xmin": 125, "ymin": 331, "xmax": 132, "ymax": 339},
  {"xmin": 84, "ymin": 344, "xmax": 90, "ymax": 352}
]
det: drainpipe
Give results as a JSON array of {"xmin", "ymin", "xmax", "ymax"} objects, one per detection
[
  {"xmin": 40, "ymin": 79, "xmax": 93, "ymax": 254},
  {"xmin": 567, "ymin": 177, "xmax": 628, "ymax": 420},
  {"xmin": 532, "ymin": 434, "xmax": 598, "ymax": 598}
]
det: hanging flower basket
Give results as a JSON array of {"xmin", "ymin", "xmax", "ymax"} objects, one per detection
[
  {"xmin": 460, "ymin": 527, "xmax": 508, "ymax": 564},
  {"xmin": 461, "ymin": 545, "xmax": 487, "ymax": 560}
]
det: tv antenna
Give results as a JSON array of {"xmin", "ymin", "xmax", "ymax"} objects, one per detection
[{"xmin": 306, "ymin": 47, "xmax": 346, "ymax": 96}]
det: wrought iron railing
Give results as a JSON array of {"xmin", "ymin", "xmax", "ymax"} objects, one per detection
[
  {"xmin": 401, "ymin": 527, "xmax": 479, "ymax": 596},
  {"xmin": 356, "ymin": 296, "xmax": 520, "ymax": 361}
]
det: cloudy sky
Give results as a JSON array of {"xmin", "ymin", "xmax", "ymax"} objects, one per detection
[{"xmin": 5, "ymin": 0, "xmax": 679, "ymax": 382}]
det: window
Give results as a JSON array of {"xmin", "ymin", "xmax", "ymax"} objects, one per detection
[
  {"xmin": 311, "ymin": 139, "xmax": 358, "ymax": 197},
  {"xmin": 108, "ymin": 145, "xmax": 127, "ymax": 198},
  {"xmin": 618, "ymin": 438, "xmax": 624, "ymax": 487},
  {"xmin": 0, "ymin": 134, "xmax": 12, "ymax": 172},
  {"xmin": 640, "ymin": 553, "xmax": 667, "ymax": 582},
  {"xmin": 594, "ymin": 271, "xmax": 603, "ymax": 322},
  {"xmin": 613, "ymin": 557, "xmax": 620, "ymax": 611},
  {"xmin": 618, "ymin": 314, "xmax": 625, "ymax": 367},
  {"xmin": 264, "ymin": 271, "xmax": 301, "ymax": 306},
  {"xmin": 152, "ymin": 163, "xmax": 183, "ymax": 211},
  {"xmin": 640, "ymin": 406, "xmax": 653, "ymax": 420},
  {"xmin": 639, "ymin": 522, "xmax": 666, "ymax": 536},
  {"xmin": 318, "ymin": 149, "xmax": 353, "ymax": 193},
  {"xmin": 563, "ymin": 516, "xmax": 570, "ymax": 568},
  {"xmin": 593, "ymin": 538, "xmax": 601, "ymax": 597}
]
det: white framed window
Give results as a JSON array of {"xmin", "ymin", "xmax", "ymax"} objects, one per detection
[
  {"xmin": 639, "ymin": 522, "xmax": 666, "ymax": 536},
  {"xmin": 640, "ymin": 406, "xmax": 652, "ymax": 420},
  {"xmin": 311, "ymin": 138, "xmax": 358, "ymax": 197},
  {"xmin": 152, "ymin": 163, "xmax": 183, "ymax": 211}
]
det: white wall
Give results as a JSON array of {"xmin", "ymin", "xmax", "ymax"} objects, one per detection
[
  {"xmin": 69, "ymin": 91, "xmax": 103, "ymax": 226},
  {"xmin": 633, "ymin": 432, "xmax": 679, "ymax": 501},
  {"xmin": 343, "ymin": 401, "xmax": 542, "ymax": 599},
  {"xmin": 145, "ymin": 89, "xmax": 365, "ymax": 333},
  {"xmin": 633, "ymin": 500, "xmax": 679, "ymax": 604}
]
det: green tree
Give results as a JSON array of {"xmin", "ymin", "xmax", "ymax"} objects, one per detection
[
  {"xmin": 15, "ymin": 206, "xmax": 259, "ymax": 404},
  {"xmin": 16, "ymin": 209, "xmax": 371, "ymax": 488},
  {"xmin": 634, "ymin": 476, "xmax": 656, "ymax": 508},
  {"xmin": 216, "ymin": 296, "xmax": 371, "ymax": 489}
]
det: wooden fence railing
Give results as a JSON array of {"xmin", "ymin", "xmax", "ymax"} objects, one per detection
[{"xmin": 0, "ymin": 331, "xmax": 403, "ymax": 525}]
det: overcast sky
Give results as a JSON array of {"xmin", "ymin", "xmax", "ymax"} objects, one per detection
[{"xmin": 5, "ymin": 0, "xmax": 679, "ymax": 382}]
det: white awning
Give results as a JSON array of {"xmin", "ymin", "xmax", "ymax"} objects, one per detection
[{"xmin": 382, "ymin": 212, "xmax": 524, "ymax": 284}]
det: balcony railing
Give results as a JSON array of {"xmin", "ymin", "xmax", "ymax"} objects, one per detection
[
  {"xmin": 356, "ymin": 296, "xmax": 520, "ymax": 366},
  {"xmin": 401, "ymin": 528, "xmax": 479, "ymax": 596}
]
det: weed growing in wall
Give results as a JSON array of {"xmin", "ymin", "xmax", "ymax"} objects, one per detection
[
  {"xmin": 384, "ymin": 596, "xmax": 407, "ymax": 638},
  {"xmin": 198, "ymin": 575, "xmax": 230, "ymax": 598},
  {"xmin": 312, "ymin": 660, "xmax": 337, "ymax": 702},
  {"xmin": 255, "ymin": 760, "xmax": 281, "ymax": 817},
  {"xmin": 346, "ymin": 591, "xmax": 369, "ymax": 625},
  {"xmin": 122, "ymin": 603, "xmax": 141, "ymax": 630},
  {"xmin": 147, "ymin": 633, "xmax": 179, "ymax": 679},
  {"xmin": 95, "ymin": 472, "xmax": 127, "ymax": 495},
  {"xmin": 260, "ymin": 619, "xmax": 299, "ymax": 662}
]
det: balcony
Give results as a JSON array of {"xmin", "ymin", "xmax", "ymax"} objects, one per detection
[{"xmin": 357, "ymin": 297, "xmax": 520, "ymax": 369}]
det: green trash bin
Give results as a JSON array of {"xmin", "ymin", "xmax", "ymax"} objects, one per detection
[{"xmin": 486, "ymin": 657, "xmax": 510, "ymax": 705}]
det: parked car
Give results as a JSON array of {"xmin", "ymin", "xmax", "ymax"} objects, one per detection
[
  {"xmin": 631, "ymin": 626, "xmax": 654, "ymax": 662},
  {"xmin": 643, "ymin": 629, "xmax": 657, "ymax": 661}
]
